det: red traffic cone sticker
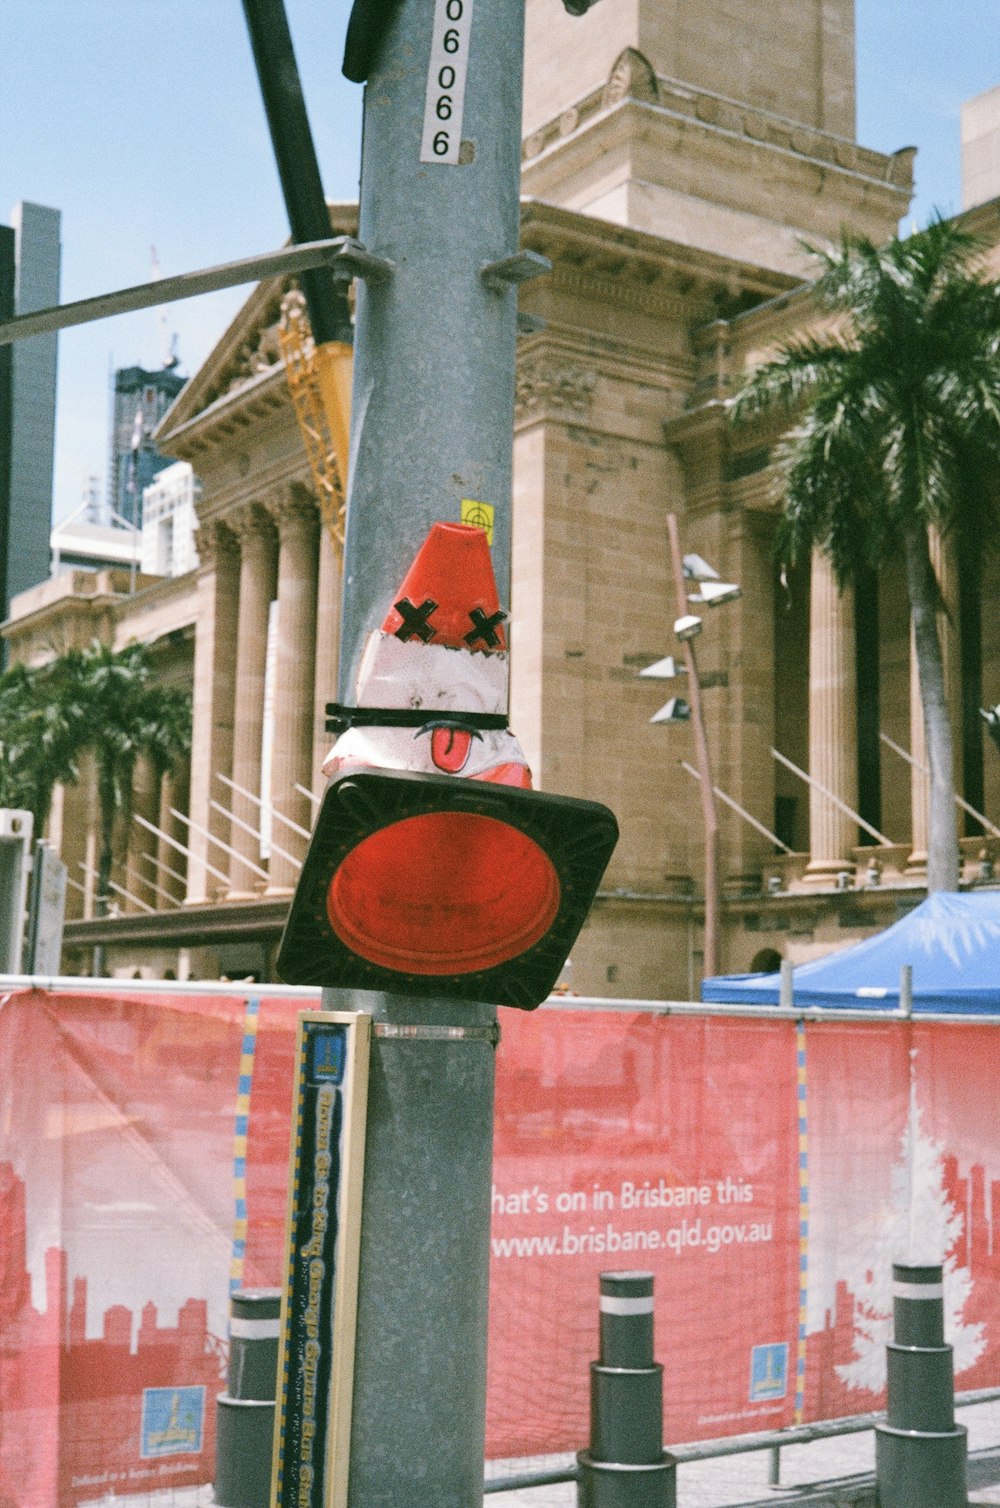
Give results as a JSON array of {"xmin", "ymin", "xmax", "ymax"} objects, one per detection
[
  {"xmin": 382, "ymin": 521, "xmax": 507, "ymax": 652},
  {"xmin": 324, "ymin": 522, "xmax": 531, "ymax": 787}
]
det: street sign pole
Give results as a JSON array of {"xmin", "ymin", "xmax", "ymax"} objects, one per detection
[{"xmin": 323, "ymin": 1, "xmax": 529, "ymax": 1501}]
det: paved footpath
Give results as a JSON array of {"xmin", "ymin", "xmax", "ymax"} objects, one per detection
[
  {"xmin": 79, "ymin": 1398, "xmax": 1000, "ymax": 1507},
  {"xmin": 487, "ymin": 1396, "xmax": 1000, "ymax": 1507}
]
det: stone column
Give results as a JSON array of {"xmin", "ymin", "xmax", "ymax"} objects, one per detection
[
  {"xmin": 266, "ymin": 491, "xmax": 319, "ymax": 892},
  {"xmin": 186, "ymin": 521, "xmax": 240, "ymax": 903},
  {"xmin": 157, "ymin": 762, "xmax": 189, "ymax": 905},
  {"xmin": 803, "ymin": 549, "xmax": 859, "ymax": 884},
  {"xmin": 312, "ymin": 523, "xmax": 342, "ymax": 791},
  {"xmin": 126, "ymin": 755, "xmax": 160, "ymax": 910},
  {"xmin": 908, "ymin": 528, "xmax": 961, "ymax": 874},
  {"xmin": 228, "ymin": 505, "xmax": 278, "ymax": 896},
  {"xmin": 48, "ymin": 775, "xmax": 89, "ymax": 921}
]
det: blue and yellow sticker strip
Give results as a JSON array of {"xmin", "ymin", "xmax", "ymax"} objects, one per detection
[
  {"xmin": 230, "ymin": 997, "xmax": 261, "ymax": 1295},
  {"xmin": 795, "ymin": 1021, "xmax": 809, "ymax": 1424}
]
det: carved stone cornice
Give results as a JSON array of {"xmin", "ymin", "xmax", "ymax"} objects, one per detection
[
  {"xmin": 515, "ymin": 353, "xmax": 597, "ymax": 423},
  {"xmin": 522, "ymin": 59, "xmax": 915, "ymax": 202},
  {"xmin": 518, "ymin": 201, "xmax": 796, "ymax": 321}
]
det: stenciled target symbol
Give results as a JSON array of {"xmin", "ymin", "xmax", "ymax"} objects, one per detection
[{"xmin": 462, "ymin": 502, "xmax": 493, "ymax": 537}]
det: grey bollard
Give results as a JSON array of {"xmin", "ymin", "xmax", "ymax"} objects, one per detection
[
  {"xmin": 577, "ymin": 1272, "xmax": 677, "ymax": 1508},
  {"xmin": 215, "ymin": 1288, "xmax": 281, "ymax": 1508},
  {"xmin": 875, "ymin": 1263, "xmax": 968, "ymax": 1508}
]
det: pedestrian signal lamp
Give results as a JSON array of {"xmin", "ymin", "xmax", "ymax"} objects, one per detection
[{"xmin": 276, "ymin": 769, "xmax": 618, "ymax": 1009}]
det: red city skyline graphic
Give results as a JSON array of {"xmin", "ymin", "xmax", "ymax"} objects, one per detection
[
  {"xmin": 0, "ymin": 1162, "xmax": 223, "ymax": 1508},
  {"xmin": 804, "ymin": 1154, "xmax": 1000, "ymax": 1421}
]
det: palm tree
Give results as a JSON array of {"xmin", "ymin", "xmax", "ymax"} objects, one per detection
[
  {"xmin": 71, "ymin": 641, "xmax": 192, "ymax": 917},
  {"xmin": 0, "ymin": 658, "xmax": 83, "ymax": 835},
  {"xmin": 732, "ymin": 218, "xmax": 1000, "ymax": 892}
]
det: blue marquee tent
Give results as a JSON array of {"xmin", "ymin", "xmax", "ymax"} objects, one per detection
[{"xmin": 701, "ymin": 892, "xmax": 1000, "ymax": 1012}]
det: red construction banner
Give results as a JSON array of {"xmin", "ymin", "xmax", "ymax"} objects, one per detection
[
  {"xmin": 485, "ymin": 1008, "xmax": 802, "ymax": 1452},
  {"xmin": 1, "ymin": 987, "xmax": 1000, "ymax": 1505}
]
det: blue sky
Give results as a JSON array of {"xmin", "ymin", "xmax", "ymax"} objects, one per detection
[{"xmin": 1, "ymin": 0, "xmax": 997, "ymax": 523}]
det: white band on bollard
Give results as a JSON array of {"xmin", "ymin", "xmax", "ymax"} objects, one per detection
[
  {"xmin": 600, "ymin": 1295, "xmax": 655, "ymax": 1315},
  {"xmin": 892, "ymin": 1281, "xmax": 944, "ymax": 1300},
  {"xmin": 230, "ymin": 1316, "xmax": 282, "ymax": 1339}
]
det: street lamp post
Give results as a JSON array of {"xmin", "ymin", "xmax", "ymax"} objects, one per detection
[{"xmin": 666, "ymin": 513, "xmax": 721, "ymax": 980}]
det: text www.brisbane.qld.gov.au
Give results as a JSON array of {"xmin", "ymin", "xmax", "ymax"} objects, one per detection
[{"xmin": 491, "ymin": 1216, "xmax": 774, "ymax": 1259}]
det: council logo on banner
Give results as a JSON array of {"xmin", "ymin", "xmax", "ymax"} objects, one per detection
[
  {"xmin": 749, "ymin": 1343, "xmax": 788, "ymax": 1402},
  {"xmin": 140, "ymin": 1386, "xmax": 206, "ymax": 1458}
]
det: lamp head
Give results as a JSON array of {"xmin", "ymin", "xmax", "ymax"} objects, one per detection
[
  {"xmin": 982, "ymin": 706, "xmax": 1000, "ymax": 754},
  {"xmin": 638, "ymin": 655, "xmax": 687, "ymax": 680},
  {"xmin": 681, "ymin": 552, "xmax": 719, "ymax": 582},
  {"xmin": 673, "ymin": 613, "xmax": 703, "ymax": 642},
  {"xmin": 650, "ymin": 697, "xmax": 691, "ymax": 725},
  {"xmin": 692, "ymin": 580, "xmax": 742, "ymax": 607}
]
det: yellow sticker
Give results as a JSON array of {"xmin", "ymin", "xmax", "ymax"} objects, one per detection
[{"xmin": 461, "ymin": 498, "xmax": 494, "ymax": 545}]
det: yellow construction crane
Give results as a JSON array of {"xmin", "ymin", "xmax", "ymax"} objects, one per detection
[{"xmin": 278, "ymin": 288, "xmax": 352, "ymax": 547}]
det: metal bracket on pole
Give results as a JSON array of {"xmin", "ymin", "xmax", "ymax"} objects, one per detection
[
  {"xmin": 373, "ymin": 1022, "xmax": 501, "ymax": 1046},
  {"xmin": 480, "ymin": 250, "xmax": 551, "ymax": 292},
  {"xmin": 330, "ymin": 237, "xmax": 396, "ymax": 286},
  {"xmin": 517, "ymin": 312, "xmax": 547, "ymax": 336}
]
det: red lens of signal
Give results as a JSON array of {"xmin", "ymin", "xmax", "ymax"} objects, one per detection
[{"xmin": 326, "ymin": 811, "xmax": 561, "ymax": 975}]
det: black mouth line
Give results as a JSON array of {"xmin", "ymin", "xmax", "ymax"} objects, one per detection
[{"xmin": 414, "ymin": 718, "xmax": 485, "ymax": 742}]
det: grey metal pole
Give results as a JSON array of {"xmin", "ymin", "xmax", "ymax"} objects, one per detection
[
  {"xmin": 779, "ymin": 959, "xmax": 794, "ymax": 1011},
  {"xmin": 322, "ymin": 2, "xmax": 529, "ymax": 1502},
  {"xmin": 336, "ymin": 5, "xmax": 521, "ymax": 691}
]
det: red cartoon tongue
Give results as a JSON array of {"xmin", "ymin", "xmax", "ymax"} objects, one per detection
[{"xmin": 431, "ymin": 726, "xmax": 473, "ymax": 773}]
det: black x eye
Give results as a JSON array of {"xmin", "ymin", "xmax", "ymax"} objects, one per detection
[
  {"xmin": 393, "ymin": 596, "xmax": 437, "ymax": 642},
  {"xmin": 464, "ymin": 607, "xmax": 506, "ymax": 648}
]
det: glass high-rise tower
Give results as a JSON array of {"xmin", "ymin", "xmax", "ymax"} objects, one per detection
[
  {"xmin": 108, "ymin": 363, "xmax": 186, "ymax": 528},
  {"xmin": 0, "ymin": 202, "xmax": 61, "ymax": 619}
]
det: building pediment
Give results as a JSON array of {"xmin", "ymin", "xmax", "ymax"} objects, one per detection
[{"xmin": 519, "ymin": 199, "xmax": 796, "ymax": 319}]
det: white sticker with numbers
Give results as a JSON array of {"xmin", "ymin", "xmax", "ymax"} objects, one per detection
[{"xmin": 420, "ymin": 0, "xmax": 474, "ymax": 165}]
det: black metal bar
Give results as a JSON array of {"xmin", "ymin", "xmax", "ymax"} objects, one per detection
[
  {"xmin": 240, "ymin": 0, "xmax": 351, "ymax": 345},
  {"xmin": 484, "ymin": 1467, "xmax": 579, "ymax": 1494}
]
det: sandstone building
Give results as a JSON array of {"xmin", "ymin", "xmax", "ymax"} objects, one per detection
[{"xmin": 7, "ymin": 0, "xmax": 1000, "ymax": 995}]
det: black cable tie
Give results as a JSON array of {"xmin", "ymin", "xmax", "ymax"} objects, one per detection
[{"xmin": 325, "ymin": 703, "xmax": 509, "ymax": 734}]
